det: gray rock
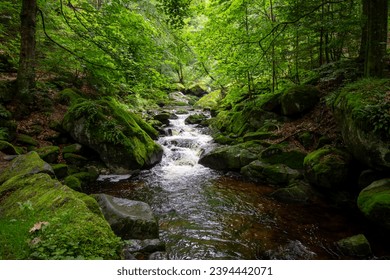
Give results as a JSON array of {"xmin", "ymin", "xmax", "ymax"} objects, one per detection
[
  {"xmin": 199, "ymin": 141, "xmax": 267, "ymax": 171},
  {"xmin": 271, "ymin": 181, "xmax": 312, "ymax": 203},
  {"xmin": 124, "ymin": 239, "xmax": 165, "ymax": 253},
  {"xmin": 93, "ymin": 194, "xmax": 159, "ymax": 239}
]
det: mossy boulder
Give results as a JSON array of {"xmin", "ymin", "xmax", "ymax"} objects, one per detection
[
  {"xmin": 271, "ymin": 181, "xmax": 313, "ymax": 204},
  {"xmin": 15, "ymin": 134, "xmax": 38, "ymax": 147},
  {"xmin": 185, "ymin": 113, "xmax": 208, "ymax": 125},
  {"xmin": 195, "ymin": 89, "xmax": 223, "ymax": 110},
  {"xmin": 303, "ymin": 147, "xmax": 352, "ymax": 189},
  {"xmin": 64, "ymin": 175, "xmax": 82, "ymax": 191},
  {"xmin": 337, "ymin": 234, "xmax": 372, "ymax": 257},
  {"xmin": 63, "ymin": 153, "xmax": 88, "ymax": 166},
  {"xmin": 0, "ymin": 80, "xmax": 16, "ymax": 102},
  {"xmin": 260, "ymin": 144, "xmax": 306, "ymax": 170},
  {"xmin": 185, "ymin": 83, "xmax": 208, "ymax": 97},
  {"xmin": 93, "ymin": 194, "xmax": 159, "ymax": 240},
  {"xmin": 35, "ymin": 146, "xmax": 60, "ymax": 164},
  {"xmin": 153, "ymin": 112, "xmax": 171, "ymax": 126},
  {"xmin": 357, "ymin": 179, "xmax": 390, "ymax": 230},
  {"xmin": 0, "ymin": 173, "xmax": 121, "ymax": 259},
  {"xmin": 332, "ymin": 79, "xmax": 390, "ymax": 171},
  {"xmin": 63, "ymin": 98, "xmax": 163, "ymax": 173},
  {"xmin": 0, "ymin": 152, "xmax": 54, "ymax": 184},
  {"xmin": 51, "ymin": 163, "xmax": 68, "ymax": 179},
  {"xmin": 280, "ymin": 85, "xmax": 320, "ymax": 116},
  {"xmin": 198, "ymin": 141, "xmax": 267, "ymax": 171},
  {"xmin": 241, "ymin": 160, "xmax": 301, "ymax": 186},
  {"xmin": 0, "ymin": 140, "xmax": 20, "ymax": 155},
  {"xmin": 243, "ymin": 131, "xmax": 277, "ymax": 142},
  {"xmin": 62, "ymin": 143, "xmax": 83, "ymax": 154}
]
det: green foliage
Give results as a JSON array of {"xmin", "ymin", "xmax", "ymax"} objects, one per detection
[
  {"xmin": 0, "ymin": 128, "xmax": 9, "ymax": 141},
  {"xmin": 331, "ymin": 78, "xmax": 390, "ymax": 139}
]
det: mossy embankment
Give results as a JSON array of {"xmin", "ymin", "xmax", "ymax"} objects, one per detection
[{"xmin": 0, "ymin": 152, "xmax": 122, "ymax": 259}]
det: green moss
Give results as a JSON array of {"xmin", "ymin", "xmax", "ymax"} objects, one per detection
[
  {"xmin": 357, "ymin": 179, "xmax": 390, "ymax": 229},
  {"xmin": 63, "ymin": 97, "xmax": 162, "ymax": 170},
  {"xmin": 16, "ymin": 134, "xmax": 38, "ymax": 147},
  {"xmin": 261, "ymin": 144, "xmax": 306, "ymax": 170},
  {"xmin": 0, "ymin": 140, "xmax": 20, "ymax": 155},
  {"xmin": 62, "ymin": 144, "xmax": 83, "ymax": 154},
  {"xmin": 64, "ymin": 175, "xmax": 82, "ymax": 191},
  {"xmin": 0, "ymin": 173, "xmax": 121, "ymax": 259},
  {"xmin": 332, "ymin": 78, "xmax": 390, "ymax": 138},
  {"xmin": 56, "ymin": 88, "xmax": 82, "ymax": 105},
  {"xmin": 51, "ymin": 163, "xmax": 68, "ymax": 179},
  {"xmin": 0, "ymin": 152, "xmax": 54, "ymax": 185},
  {"xmin": 63, "ymin": 153, "xmax": 88, "ymax": 166},
  {"xmin": 281, "ymin": 85, "xmax": 320, "ymax": 115},
  {"xmin": 35, "ymin": 146, "xmax": 60, "ymax": 164},
  {"xmin": 195, "ymin": 89, "xmax": 223, "ymax": 110}
]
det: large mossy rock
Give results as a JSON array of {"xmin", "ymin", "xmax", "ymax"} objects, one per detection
[
  {"xmin": 0, "ymin": 151, "xmax": 54, "ymax": 184},
  {"xmin": 0, "ymin": 173, "xmax": 121, "ymax": 259},
  {"xmin": 93, "ymin": 194, "xmax": 159, "ymax": 240},
  {"xmin": 332, "ymin": 79, "xmax": 390, "ymax": 171},
  {"xmin": 303, "ymin": 147, "xmax": 352, "ymax": 189},
  {"xmin": 357, "ymin": 179, "xmax": 390, "ymax": 230},
  {"xmin": 337, "ymin": 234, "xmax": 372, "ymax": 258},
  {"xmin": 63, "ymin": 98, "xmax": 163, "ymax": 173},
  {"xmin": 198, "ymin": 141, "xmax": 267, "ymax": 171},
  {"xmin": 35, "ymin": 146, "xmax": 60, "ymax": 164},
  {"xmin": 241, "ymin": 160, "xmax": 301, "ymax": 185},
  {"xmin": 281, "ymin": 85, "xmax": 320, "ymax": 116}
]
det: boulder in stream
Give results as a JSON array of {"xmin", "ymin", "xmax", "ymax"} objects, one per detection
[
  {"xmin": 93, "ymin": 194, "xmax": 159, "ymax": 240},
  {"xmin": 357, "ymin": 179, "xmax": 390, "ymax": 230}
]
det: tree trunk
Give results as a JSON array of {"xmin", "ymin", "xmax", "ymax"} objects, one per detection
[
  {"xmin": 17, "ymin": 0, "xmax": 37, "ymax": 105},
  {"xmin": 363, "ymin": 0, "xmax": 388, "ymax": 77}
]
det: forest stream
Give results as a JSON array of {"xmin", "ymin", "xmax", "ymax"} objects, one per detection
[{"xmin": 87, "ymin": 109, "xmax": 371, "ymax": 260}]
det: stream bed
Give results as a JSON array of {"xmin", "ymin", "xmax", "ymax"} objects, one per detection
[{"xmin": 89, "ymin": 109, "xmax": 375, "ymax": 260}]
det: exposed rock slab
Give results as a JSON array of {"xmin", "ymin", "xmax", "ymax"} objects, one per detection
[{"xmin": 94, "ymin": 193, "xmax": 159, "ymax": 240}]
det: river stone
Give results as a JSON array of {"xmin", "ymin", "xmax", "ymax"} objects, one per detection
[
  {"xmin": 198, "ymin": 141, "xmax": 267, "ymax": 171},
  {"xmin": 0, "ymin": 151, "xmax": 54, "ymax": 184},
  {"xmin": 93, "ymin": 194, "xmax": 159, "ymax": 240},
  {"xmin": 303, "ymin": 147, "xmax": 352, "ymax": 189},
  {"xmin": 169, "ymin": 91, "xmax": 190, "ymax": 104},
  {"xmin": 241, "ymin": 160, "xmax": 301, "ymax": 186},
  {"xmin": 271, "ymin": 181, "xmax": 312, "ymax": 203},
  {"xmin": 357, "ymin": 179, "xmax": 390, "ymax": 230},
  {"xmin": 123, "ymin": 239, "xmax": 165, "ymax": 253},
  {"xmin": 337, "ymin": 234, "xmax": 372, "ymax": 257}
]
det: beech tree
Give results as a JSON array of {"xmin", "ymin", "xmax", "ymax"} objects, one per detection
[
  {"xmin": 17, "ymin": 0, "xmax": 37, "ymax": 105},
  {"xmin": 361, "ymin": 0, "xmax": 388, "ymax": 77}
]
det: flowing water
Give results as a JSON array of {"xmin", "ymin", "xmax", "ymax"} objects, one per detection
[{"xmin": 90, "ymin": 109, "xmax": 372, "ymax": 260}]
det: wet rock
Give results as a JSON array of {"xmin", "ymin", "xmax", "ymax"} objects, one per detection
[
  {"xmin": 303, "ymin": 147, "xmax": 353, "ymax": 189},
  {"xmin": 149, "ymin": 252, "xmax": 168, "ymax": 260},
  {"xmin": 357, "ymin": 179, "xmax": 390, "ymax": 230},
  {"xmin": 271, "ymin": 181, "xmax": 312, "ymax": 203},
  {"xmin": 280, "ymin": 85, "xmax": 320, "ymax": 116},
  {"xmin": 264, "ymin": 240, "xmax": 316, "ymax": 260},
  {"xmin": 123, "ymin": 239, "xmax": 165, "ymax": 254},
  {"xmin": 153, "ymin": 113, "xmax": 171, "ymax": 126},
  {"xmin": 241, "ymin": 160, "xmax": 301, "ymax": 186},
  {"xmin": 51, "ymin": 163, "xmax": 68, "ymax": 179},
  {"xmin": 260, "ymin": 144, "xmax": 306, "ymax": 170},
  {"xmin": 184, "ymin": 113, "xmax": 208, "ymax": 125},
  {"xmin": 199, "ymin": 141, "xmax": 267, "ymax": 171},
  {"xmin": 337, "ymin": 234, "xmax": 372, "ymax": 257},
  {"xmin": 0, "ymin": 151, "xmax": 54, "ymax": 184},
  {"xmin": 93, "ymin": 194, "xmax": 159, "ymax": 240}
]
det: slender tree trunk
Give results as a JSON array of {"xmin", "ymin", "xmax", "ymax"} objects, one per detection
[
  {"xmin": 269, "ymin": 0, "xmax": 277, "ymax": 92},
  {"xmin": 363, "ymin": 0, "xmax": 388, "ymax": 77},
  {"xmin": 17, "ymin": 0, "xmax": 37, "ymax": 105}
]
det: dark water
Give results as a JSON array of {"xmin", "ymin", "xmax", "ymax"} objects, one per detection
[{"xmin": 89, "ymin": 110, "xmax": 373, "ymax": 260}]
